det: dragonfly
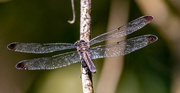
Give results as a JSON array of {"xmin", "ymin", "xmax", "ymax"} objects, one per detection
[{"xmin": 7, "ymin": 15, "xmax": 158, "ymax": 73}]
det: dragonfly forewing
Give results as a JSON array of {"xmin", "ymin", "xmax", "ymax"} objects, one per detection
[
  {"xmin": 90, "ymin": 34, "xmax": 158, "ymax": 59},
  {"xmin": 89, "ymin": 16, "xmax": 153, "ymax": 45},
  {"xmin": 16, "ymin": 51, "xmax": 80, "ymax": 70},
  {"xmin": 7, "ymin": 42, "xmax": 75, "ymax": 53}
]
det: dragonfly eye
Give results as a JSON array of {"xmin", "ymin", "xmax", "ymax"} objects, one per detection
[
  {"xmin": 74, "ymin": 40, "xmax": 81, "ymax": 48},
  {"xmin": 74, "ymin": 40, "xmax": 86, "ymax": 47},
  {"xmin": 80, "ymin": 40, "xmax": 85, "ymax": 42}
]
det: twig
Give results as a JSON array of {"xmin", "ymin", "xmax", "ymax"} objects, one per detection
[
  {"xmin": 80, "ymin": 0, "xmax": 91, "ymax": 42},
  {"xmin": 68, "ymin": 0, "xmax": 75, "ymax": 24},
  {"xmin": 80, "ymin": 0, "xmax": 93, "ymax": 93}
]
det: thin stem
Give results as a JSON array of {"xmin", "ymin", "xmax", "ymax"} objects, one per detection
[
  {"xmin": 80, "ymin": 0, "xmax": 93, "ymax": 93},
  {"xmin": 68, "ymin": 0, "xmax": 75, "ymax": 24},
  {"xmin": 80, "ymin": 0, "xmax": 91, "ymax": 42}
]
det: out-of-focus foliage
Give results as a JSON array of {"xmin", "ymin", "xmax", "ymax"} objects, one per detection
[
  {"xmin": 0, "ymin": 0, "xmax": 10, "ymax": 3},
  {"xmin": 0, "ymin": 0, "xmax": 179, "ymax": 93}
]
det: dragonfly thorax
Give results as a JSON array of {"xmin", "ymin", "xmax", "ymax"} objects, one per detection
[{"xmin": 74, "ymin": 40, "xmax": 90, "ymax": 53}]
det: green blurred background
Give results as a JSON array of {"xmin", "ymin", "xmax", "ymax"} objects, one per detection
[{"xmin": 0, "ymin": 0, "xmax": 180, "ymax": 93}]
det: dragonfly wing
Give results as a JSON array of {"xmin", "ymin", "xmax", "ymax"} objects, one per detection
[
  {"xmin": 90, "ymin": 34, "xmax": 158, "ymax": 59},
  {"xmin": 89, "ymin": 16, "xmax": 153, "ymax": 45},
  {"xmin": 15, "ymin": 51, "xmax": 80, "ymax": 70},
  {"xmin": 7, "ymin": 42, "xmax": 75, "ymax": 53}
]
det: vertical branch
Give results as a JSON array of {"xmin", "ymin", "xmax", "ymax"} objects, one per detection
[
  {"xmin": 80, "ymin": 0, "xmax": 91, "ymax": 41},
  {"xmin": 80, "ymin": 0, "xmax": 93, "ymax": 93}
]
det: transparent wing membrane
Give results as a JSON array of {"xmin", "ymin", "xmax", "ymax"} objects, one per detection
[
  {"xmin": 15, "ymin": 51, "xmax": 80, "ymax": 70},
  {"xmin": 90, "ymin": 35, "xmax": 158, "ymax": 59},
  {"xmin": 7, "ymin": 42, "xmax": 75, "ymax": 53},
  {"xmin": 89, "ymin": 16, "xmax": 153, "ymax": 45}
]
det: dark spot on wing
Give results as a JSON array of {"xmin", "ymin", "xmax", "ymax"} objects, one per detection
[
  {"xmin": 15, "ymin": 61, "xmax": 28, "ymax": 70},
  {"xmin": 145, "ymin": 35, "xmax": 158, "ymax": 44},
  {"xmin": 117, "ymin": 26, "xmax": 121, "ymax": 30},
  {"xmin": 7, "ymin": 42, "xmax": 19, "ymax": 51},
  {"xmin": 143, "ymin": 16, "xmax": 153, "ymax": 22}
]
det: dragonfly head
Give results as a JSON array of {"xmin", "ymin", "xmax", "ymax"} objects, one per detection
[
  {"xmin": 74, "ymin": 40, "xmax": 85, "ymax": 47},
  {"xmin": 74, "ymin": 40, "xmax": 90, "ymax": 49}
]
